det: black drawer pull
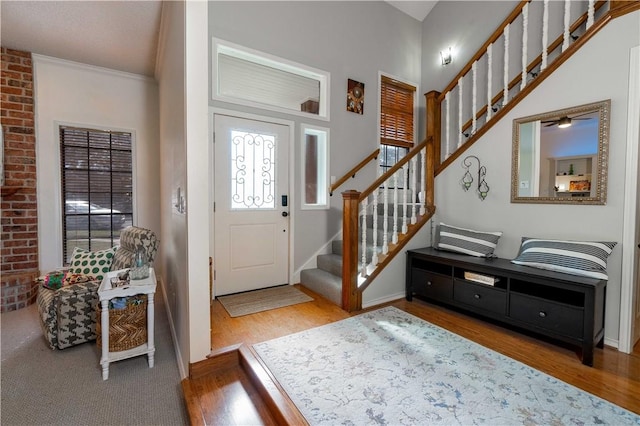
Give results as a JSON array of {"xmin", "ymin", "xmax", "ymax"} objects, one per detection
[
  {"xmin": 474, "ymin": 294, "xmax": 481, "ymax": 299},
  {"xmin": 539, "ymin": 311, "xmax": 547, "ymax": 318}
]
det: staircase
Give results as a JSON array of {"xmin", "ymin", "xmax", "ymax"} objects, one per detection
[
  {"xmin": 299, "ymin": 0, "xmax": 639, "ymax": 313},
  {"xmin": 301, "ymin": 200, "xmax": 416, "ymax": 306}
]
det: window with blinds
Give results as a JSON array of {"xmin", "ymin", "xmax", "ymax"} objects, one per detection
[
  {"xmin": 214, "ymin": 40, "xmax": 330, "ymax": 120},
  {"xmin": 379, "ymin": 75, "xmax": 417, "ymax": 181},
  {"xmin": 380, "ymin": 75, "xmax": 416, "ymax": 149},
  {"xmin": 60, "ymin": 126, "xmax": 133, "ymax": 263}
]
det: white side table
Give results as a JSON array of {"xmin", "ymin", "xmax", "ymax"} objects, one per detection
[{"xmin": 98, "ymin": 268, "xmax": 157, "ymax": 380}]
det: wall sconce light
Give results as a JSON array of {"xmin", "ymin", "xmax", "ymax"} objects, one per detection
[
  {"xmin": 440, "ymin": 47, "xmax": 452, "ymax": 66},
  {"xmin": 461, "ymin": 155, "xmax": 490, "ymax": 200}
]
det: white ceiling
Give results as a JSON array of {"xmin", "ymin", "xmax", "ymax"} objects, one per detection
[
  {"xmin": 385, "ymin": 0, "xmax": 438, "ymax": 22},
  {"xmin": 1, "ymin": 1, "xmax": 163, "ymax": 77},
  {"xmin": 0, "ymin": 1, "xmax": 436, "ymax": 79}
]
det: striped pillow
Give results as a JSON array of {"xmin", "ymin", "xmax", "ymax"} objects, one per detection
[
  {"xmin": 435, "ymin": 223, "xmax": 502, "ymax": 258},
  {"xmin": 511, "ymin": 238, "xmax": 616, "ymax": 280}
]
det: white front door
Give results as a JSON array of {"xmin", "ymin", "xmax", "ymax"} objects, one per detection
[{"xmin": 213, "ymin": 114, "xmax": 290, "ymax": 296}]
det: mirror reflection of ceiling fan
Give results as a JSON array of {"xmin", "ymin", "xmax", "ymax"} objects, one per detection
[{"xmin": 542, "ymin": 111, "xmax": 593, "ymax": 128}]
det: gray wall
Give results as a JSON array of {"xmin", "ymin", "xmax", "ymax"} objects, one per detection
[
  {"xmin": 157, "ymin": 0, "xmax": 190, "ymax": 375},
  {"xmin": 209, "ymin": 1, "xmax": 423, "ymax": 276}
]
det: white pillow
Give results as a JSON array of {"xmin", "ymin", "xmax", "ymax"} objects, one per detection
[
  {"xmin": 511, "ymin": 238, "xmax": 616, "ymax": 280},
  {"xmin": 434, "ymin": 223, "xmax": 503, "ymax": 258}
]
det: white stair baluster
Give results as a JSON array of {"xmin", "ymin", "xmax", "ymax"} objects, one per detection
[
  {"xmin": 562, "ymin": 0, "xmax": 571, "ymax": 52},
  {"xmin": 382, "ymin": 178, "xmax": 389, "ymax": 255},
  {"xmin": 487, "ymin": 43, "xmax": 493, "ymax": 120},
  {"xmin": 472, "ymin": 61, "xmax": 477, "ymax": 134},
  {"xmin": 360, "ymin": 198, "xmax": 367, "ymax": 277},
  {"xmin": 587, "ymin": 0, "xmax": 595, "ymax": 29},
  {"xmin": 542, "ymin": 0, "xmax": 549, "ymax": 70},
  {"xmin": 371, "ymin": 190, "xmax": 379, "ymax": 265},
  {"xmin": 521, "ymin": 2, "xmax": 529, "ymax": 91},
  {"xmin": 457, "ymin": 78, "xmax": 463, "ymax": 148},
  {"xmin": 420, "ymin": 145, "xmax": 426, "ymax": 216},
  {"xmin": 410, "ymin": 156, "xmax": 418, "ymax": 225},
  {"xmin": 502, "ymin": 23, "xmax": 510, "ymax": 107},
  {"xmin": 445, "ymin": 91, "xmax": 451, "ymax": 158},
  {"xmin": 402, "ymin": 162, "xmax": 408, "ymax": 234},
  {"xmin": 392, "ymin": 170, "xmax": 399, "ymax": 244}
]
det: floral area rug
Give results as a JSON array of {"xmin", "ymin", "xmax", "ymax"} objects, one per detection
[{"xmin": 253, "ymin": 306, "xmax": 640, "ymax": 425}]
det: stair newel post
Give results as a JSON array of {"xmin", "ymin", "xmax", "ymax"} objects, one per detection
[
  {"xmin": 426, "ymin": 137, "xmax": 435, "ymax": 210},
  {"xmin": 342, "ymin": 190, "xmax": 361, "ymax": 312},
  {"xmin": 425, "ymin": 90, "xmax": 441, "ymax": 170},
  {"xmin": 425, "ymin": 91, "xmax": 441, "ymax": 211}
]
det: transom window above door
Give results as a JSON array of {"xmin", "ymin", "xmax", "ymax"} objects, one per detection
[{"xmin": 213, "ymin": 39, "xmax": 330, "ymax": 120}]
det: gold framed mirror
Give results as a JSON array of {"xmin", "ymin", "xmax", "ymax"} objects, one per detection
[{"xmin": 511, "ymin": 99, "xmax": 610, "ymax": 205}]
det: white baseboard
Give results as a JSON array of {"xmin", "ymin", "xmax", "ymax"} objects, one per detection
[
  {"xmin": 158, "ymin": 275, "xmax": 187, "ymax": 379},
  {"xmin": 362, "ymin": 292, "xmax": 405, "ymax": 309},
  {"xmin": 604, "ymin": 336, "xmax": 619, "ymax": 350}
]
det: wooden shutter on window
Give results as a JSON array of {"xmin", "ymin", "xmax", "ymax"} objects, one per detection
[{"xmin": 380, "ymin": 76, "xmax": 416, "ymax": 148}]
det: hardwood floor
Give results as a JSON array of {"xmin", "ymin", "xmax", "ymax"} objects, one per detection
[{"xmin": 184, "ymin": 284, "xmax": 640, "ymax": 425}]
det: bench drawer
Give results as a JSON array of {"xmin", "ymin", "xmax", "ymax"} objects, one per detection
[
  {"xmin": 412, "ymin": 269, "xmax": 452, "ymax": 302},
  {"xmin": 509, "ymin": 292, "xmax": 584, "ymax": 338},
  {"xmin": 454, "ymin": 279, "xmax": 506, "ymax": 315}
]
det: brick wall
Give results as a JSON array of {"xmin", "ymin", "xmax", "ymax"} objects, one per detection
[{"xmin": 1, "ymin": 47, "xmax": 39, "ymax": 312}]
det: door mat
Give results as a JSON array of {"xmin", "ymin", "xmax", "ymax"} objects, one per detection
[{"xmin": 218, "ymin": 285, "xmax": 313, "ymax": 317}]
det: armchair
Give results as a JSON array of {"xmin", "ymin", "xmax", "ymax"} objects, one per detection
[{"xmin": 36, "ymin": 226, "xmax": 159, "ymax": 349}]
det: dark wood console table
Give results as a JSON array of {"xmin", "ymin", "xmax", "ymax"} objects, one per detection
[{"xmin": 406, "ymin": 247, "xmax": 607, "ymax": 366}]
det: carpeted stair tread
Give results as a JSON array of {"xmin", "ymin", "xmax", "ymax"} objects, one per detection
[
  {"xmin": 300, "ymin": 268, "xmax": 341, "ymax": 306},
  {"xmin": 301, "ymin": 201, "xmax": 416, "ymax": 308},
  {"xmin": 317, "ymin": 253, "xmax": 342, "ymax": 277}
]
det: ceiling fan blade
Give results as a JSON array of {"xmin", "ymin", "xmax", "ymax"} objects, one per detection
[
  {"xmin": 572, "ymin": 117, "xmax": 592, "ymax": 121},
  {"xmin": 544, "ymin": 123, "xmax": 556, "ymax": 127},
  {"xmin": 571, "ymin": 111, "xmax": 594, "ymax": 119}
]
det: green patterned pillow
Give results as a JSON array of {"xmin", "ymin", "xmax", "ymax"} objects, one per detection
[{"xmin": 68, "ymin": 247, "xmax": 116, "ymax": 282}]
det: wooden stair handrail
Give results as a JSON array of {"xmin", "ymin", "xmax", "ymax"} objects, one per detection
[
  {"xmin": 329, "ymin": 148, "xmax": 380, "ymax": 196},
  {"xmin": 358, "ymin": 139, "xmax": 428, "ymax": 202},
  {"xmin": 460, "ymin": 0, "xmax": 608, "ymax": 134},
  {"xmin": 437, "ymin": 0, "xmax": 530, "ymax": 102}
]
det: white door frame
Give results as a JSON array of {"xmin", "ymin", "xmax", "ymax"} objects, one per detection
[
  {"xmin": 209, "ymin": 107, "xmax": 296, "ymax": 298},
  {"xmin": 619, "ymin": 45, "xmax": 640, "ymax": 353}
]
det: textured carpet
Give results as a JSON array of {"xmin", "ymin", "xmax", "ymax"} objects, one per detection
[
  {"xmin": 254, "ymin": 306, "xmax": 640, "ymax": 425},
  {"xmin": 218, "ymin": 285, "xmax": 313, "ymax": 317},
  {"xmin": 1, "ymin": 288, "xmax": 187, "ymax": 426}
]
